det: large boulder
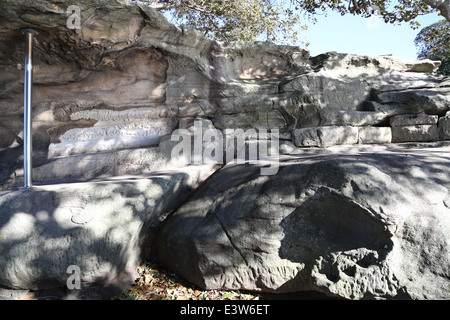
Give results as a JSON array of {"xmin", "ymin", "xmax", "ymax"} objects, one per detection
[
  {"xmin": 155, "ymin": 143, "xmax": 450, "ymax": 300},
  {"xmin": 1, "ymin": 0, "xmax": 450, "ymax": 301},
  {"xmin": 0, "ymin": 164, "xmax": 217, "ymax": 291}
]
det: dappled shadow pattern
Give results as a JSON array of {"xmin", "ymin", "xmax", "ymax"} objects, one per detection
[
  {"xmin": 0, "ymin": 167, "xmax": 211, "ymax": 294},
  {"xmin": 154, "ymin": 145, "xmax": 450, "ymax": 299}
]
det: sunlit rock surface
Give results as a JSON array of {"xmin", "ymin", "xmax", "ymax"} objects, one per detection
[{"xmin": 0, "ymin": 0, "xmax": 449, "ymax": 300}]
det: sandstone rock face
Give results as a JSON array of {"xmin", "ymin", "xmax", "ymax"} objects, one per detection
[
  {"xmin": 47, "ymin": 118, "xmax": 178, "ymax": 158},
  {"xmin": 390, "ymin": 113, "xmax": 440, "ymax": 143},
  {"xmin": 392, "ymin": 125, "xmax": 439, "ymax": 143},
  {"xmin": 155, "ymin": 144, "xmax": 450, "ymax": 300},
  {"xmin": 1, "ymin": 0, "xmax": 450, "ymax": 300},
  {"xmin": 358, "ymin": 127, "xmax": 392, "ymax": 144},
  {"xmin": 0, "ymin": 164, "xmax": 217, "ymax": 290},
  {"xmin": 293, "ymin": 126, "xmax": 359, "ymax": 148},
  {"xmin": 439, "ymin": 111, "xmax": 450, "ymax": 140},
  {"xmin": 1, "ymin": 0, "xmax": 449, "ymax": 187}
]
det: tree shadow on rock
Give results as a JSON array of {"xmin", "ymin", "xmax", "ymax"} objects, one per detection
[{"xmin": 0, "ymin": 167, "xmax": 204, "ymax": 299}]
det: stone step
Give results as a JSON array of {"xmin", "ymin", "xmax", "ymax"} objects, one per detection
[
  {"xmin": 390, "ymin": 113, "xmax": 438, "ymax": 127},
  {"xmin": 48, "ymin": 118, "xmax": 178, "ymax": 158},
  {"xmin": 31, "ymin": 135, "xmax": 188, "ymax": 184},
  {"xmin": 293, "ymin": 126, "xmax": 392, "ymax": 148},
  {"xmin": 15, "ymin": 130, "xmax": 280, "ymax": 185},
  {"xmin": 391, "ymin": 124, "xmax": 439, "ymax": 143},
  {"xmin": 358, "ymin": 127, "xmax": 392, "ymax": 144},
  {"xmin": 293, "ymin": 126, "xmax": 358, "ymax": 148},
  {"xmin": 0, "ymin": 164, "xmax": 218, "ymax": 291},
  {"xmin": 439, "ymin": 111, "xmax": 450, "ymax": 141},
  {"xmin": 319, "ymin": 110, "xmax": 389, "ymax": 127}
]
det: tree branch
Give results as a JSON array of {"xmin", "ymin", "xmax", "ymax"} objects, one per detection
[{"xmin": 424, "ymin": 0, "xmax": 450, "ymax": 21}]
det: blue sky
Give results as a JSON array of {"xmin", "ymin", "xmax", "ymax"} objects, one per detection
[
  {"xmin": 158, "ymin": 1, "xmax": 444, "ymax": 61},
  {"xmin": 303, "ymin": 10, "xmax": 443, "ymax": 60}
]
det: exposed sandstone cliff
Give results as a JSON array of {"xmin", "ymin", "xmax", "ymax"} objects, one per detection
[
  {"xmin": 1, "ymin": 0, "xmax": 449, "ymax": 187},
  {"xmin": 0, "ymin": 0, "xmax": 450, "ymax": 300}
]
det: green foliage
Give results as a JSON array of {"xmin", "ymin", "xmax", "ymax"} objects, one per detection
[
  {"xmin": 150, "ymin": 0, "xmax": 308, "ymax": 44},
  {"xmin": 294, "ymin": 0, "xmax": 435, "ymax": 28},
  {"xmin": 415, "ymin": 19, "xmax": 450, "ymax": 75},
  {"xmin": 135, "ymin": 1, "xmax": 448, "ymax": 45}
]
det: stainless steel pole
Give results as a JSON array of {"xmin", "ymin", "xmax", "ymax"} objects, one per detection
[{"xmin": 22, "ymin": 29, "xmax": 38, "ymax": 189}]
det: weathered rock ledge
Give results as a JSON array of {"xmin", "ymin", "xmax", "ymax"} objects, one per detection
[
  {"xmin": 0, "ymin": 164, "xmax": 217, "ymax": 291},
  {"xmin": 1, "ymin": 0, "xmax": 449, "ymax": 186},
  {"xmin": 0, "ymin": 0, "xmax": 449, "ymax": 300},
  {"xmin": 1, "ymin": 143, "xmax": 450, "ymax": 300}
]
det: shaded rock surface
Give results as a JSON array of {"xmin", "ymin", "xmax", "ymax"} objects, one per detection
[
  {"xmin": 1, "ymin": 0, "xmax": 449, "ymax": 186},
  {"xmin": 155, "ymin": 143, "xmax": 450, "ymax": 300},
  {"xmin": 0, "ymin": 164, "xmax": 217, "ymax": 290},
  {"xmin": 439, "ymin": 111, "xmax": 450, "ymax": 140},
  {"xmin": 0, "ymin": 0, "xmax": 450, "ymax": 300}
]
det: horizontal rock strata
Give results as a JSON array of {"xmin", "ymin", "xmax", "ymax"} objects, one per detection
[
  {"xmin": 155, "ymin": 143, "xmax": 450, "ymax": 300},
  {"xmin": 0, "ymin": 0, "xmax": 450, "ymax": 300},
  {"xmin": 0, "ymin": 164, "xmax": 217, "ymax": 290},
  {"xmin": 440, "ymin": 111, "xmax": 450, "ymax": 140}
]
